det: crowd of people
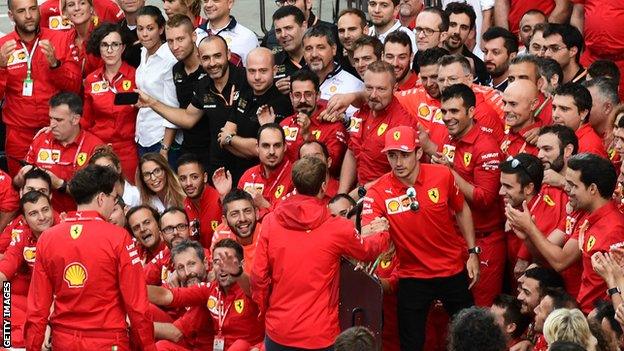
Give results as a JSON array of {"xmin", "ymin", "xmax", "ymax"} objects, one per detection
[{"xmin": 0, "ymin": 0, "xmax": 624, "ymax": 349}]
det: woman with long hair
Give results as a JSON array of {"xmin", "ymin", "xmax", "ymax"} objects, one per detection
[
  {"xmin": 83, "ymin": 23, "xmax": 139, "ymax": 181},
  {"xmin": 136, "ymin": 152, "xmax": 186, "ymax": 212},
  {"xmin": 63, "ymin": 0, "xmax": 103, "ymax": 76},
  {"xmin": 89, "ymin": 145, "xmax": 140, "ymax": 207}
]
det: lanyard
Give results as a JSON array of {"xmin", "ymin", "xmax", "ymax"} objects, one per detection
[
  {"xmin": 21, "ymin": 38, "xmax": 40, "ymax": 80},
  {"xmin": 216, "ymin": 289, "xmax": 232, "ymax": 334},
  {"xmin": 102, "ymin": 71, "xmax": 124, "ymax": 94},
  {"xmin": 266, "ymin": 160, "xmax": 289, "ymax": 194},
  {"xmin": 45, "ymin": 131, "xmax": 87, "ymax": 168}
]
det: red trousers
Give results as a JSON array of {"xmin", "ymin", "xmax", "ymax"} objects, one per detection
[
  {"xmin": 51, "ymin": 326, "xmax": 130, "ymax": 351},
  {"xmin": 5, "ymin": 126, "xmax": 36, "ymax": 176},
  {"xmin": 472, "ymin": 230, "xmax": 506, "ymax": 306}
]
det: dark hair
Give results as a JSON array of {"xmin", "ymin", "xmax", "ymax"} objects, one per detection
[
  {"xmin": 166, "ymin": 13, "xmax": 195, "ymax": 33},
  {"xmin": 273, "ymin": 5, "xmax": 305, "ymax": 25},
  {"xmin": 583, "ymin": 76, "xmax": 620, "ymax": 105},
  {"xmin": 137, "ymin": 5, "xmax": 166, "ymax": 42},
  {"xmin": 542, "ymin": 24, "xmax": 584, "ymax": 63},
  {"xmin": 86, "ymin": 22, "xmax": 128, "ymax": 57},
  {"xmin": 176, "ymin": 153, "xmax": 204, "ymax": 172},
  {"xmin": 523, "ymin": 266, "xmax": 565, "ymax": 296},
  {"xmin": 68, "ymin": 165, "xmax": 120, "ymax": 205},
  {"xmin": 292, "ymin": 156, "xmax": 327, "ymax": 196},
  {"xmin": 482, "ymin": 26, "xmax": 518, "ymax": 54},
  {"xmin": 511, "ymin": 54, "xmax": 540, "ymax": 67},
  {"xmin": 198, "ymin": 34, "xmax": 229, "ymax": 52},
  {"xmin": 422, "ymin": 6, "xmax": 449, "ymax": 32},
  {"xmin": 417, "ymin": 47, "xmax": 449, "ymax": 67},
  {"xmin": 20, "ymin": 190, "xmax": 51, "ymax": 214},
  {"xmin": 538, "ymin": 124, "xmax": 579, "ymax": 155},
  {"xmin": 290, "ymin": 69, "xmax": 320, "ymax": 91},
  {"xmin": 334, "ymin": 326, "xmax": 375, "ymax": 351},
  {"xmin": 49, "ymin": 92, "xmax": 83, "ymax": 115},
  {"xmin": 213, "ymin": 238, "xmax": 244, "ymax": 261},
  {"xmin": 303, "ymin": 25, "xmax": 336, "ymax": 47},
  {"xmin": 160, "ymin": 206, "xmax": 189, "ymax": 227},
  {"xmin": 542, "ymin": 287, "xmax": 578, "ymax": 310},
  {"xmin": 439, "ymin": 54, "xmax": 472, "ymax": 74},
  {"xmin": 299, "ymin": 140, "xmax": 330, "ymax": 160},
  {"xmin": 588, "ymin": 59, "xmax": 621, "ymax": 83},
  {"xmin": 337, "ymin": 8, "xmax": 367, "ymax": 28},
  {"xmin": 441, "ymin": 83, "xmax": 476, "ymax": 109},
  {"xmin": 500, "ymin": 153, "xmax": 544, "ymax": 194},
  {"xmin": 548, "ymin": 341, "xmax": 587, "ymax": 351},
  {"xmin": 329, "ymin": 193, "xmax": 357, "ymax": 207},
  {"xmin": 567, "ymin": 153, "xmax": 617, "ymax": 199},
  {"xmin": 554, "ymin": 83, "xmax": 593, "ymax": 114},
  {"xmin": 448, "ymin": 307, "xmax": 507, "ymax": 351},
  {"xmin": 126, "ymin": 204, "xmax": 161, "ymax": 226},
  {"xmin": 492, "ymin": 294, "xmax": 531, "ymax": 339},
  {"xmin": 23, "ymin": 168, "xmax": 52, "ymax": 192},
  {"xmin": 171, "ymin": 238, "xmax": 205, "ymax": 262},
  {"xmin": 257, "ymin": 122, "xmax": 286, "ymax": 143},
  {"xmin": 594, "ymin": 300, "xmax": 623, "ymax": 338},
  {"xmin": 222, "ymin": 189, "xmax": 254, "ymax": 215},
  {"xmin": 522, "ymin": 9, "xmax": 547, "ymax": 19},
  {"xmin": 384, "ymin": 30, "xmax": 412, "ymax": 54},
  {"xmin": 445, "ymin": 1, "xmax": 477, "ymax": 30},
  {"xmin": 352, "ymin": 35, "xmax": 384, "ymax": 60},
  {"xmin": 538, "ymin": 57, "xmax": 564, "ymax": 86}
]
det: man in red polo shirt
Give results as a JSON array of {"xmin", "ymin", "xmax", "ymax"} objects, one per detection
[
  {"xmin": 299, "ymin": 141, "xmax": 340, "ymax": 199},
  {"xmin": 383, "ymin": 31, "xmax": 418, "ymax": 91},
  {"xmin": 280, "ymin": 69, "xmax": 347, "ymax": 176},
  {"xmin": 431, "ymin": 83, "xmax": 505, "ymax": 307},
  {"xmin": 552, "ymin": 83, "xmax": 607, "ymax": 157},
  {"xmin": 500, "ymin": 80, "xmax": 541, "ymax": 157},
  {"xmin": 14, "ymin": 92, "xmax": 104, "ymax": 213},
  {"xmin": 506, "ymin": 153, "xmax": 624, "ymax": 313},
  {"xmin": 177, "ymin": 153, "xmax": 222, "ymax": 248},
  {"xmin": 127, "ymin": 205, "xmax": 166, "ymax": 265},
  {"xmin": 363, "ymin": 125, "xmax": 478, "ymax": 350},
  {"xmin": 339, "ymin": 61, "xmax": 419, "ymax": 193},
  {"xmin": 508, "ymin": 55, "xmax": 554, "ymax": 125},
  {"xmin": 237, "ymin": 123, "xmax": 294, "ymax": 218}
]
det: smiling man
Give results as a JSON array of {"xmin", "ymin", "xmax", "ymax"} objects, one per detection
[
  {"xmin": 368, "ymin": 0, "xmax": 416, "ymax": 52},
  {"xmin": 500, "ymin": 80, "xmax": 540, "ymax": 157}
]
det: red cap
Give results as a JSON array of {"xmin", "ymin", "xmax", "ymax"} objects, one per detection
[{"xmin": 381, "ymin": 126, "xmax": 420, "ymax": 153}]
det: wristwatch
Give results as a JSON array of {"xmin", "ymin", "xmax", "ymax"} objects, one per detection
[
  {"xmin": 160, "ymin": 143, "xmax": 170, "ymax": 151},
  {"xmin": 607, "ymin": 287, "xmax": 621, "ymax": 296},
  {"xmin": 468, "ymin": 246, "xmax": 482, "ymax": 255},
  {"xmin": 224, "ymin": 133, "xmax": 235, "ymax": 146}
]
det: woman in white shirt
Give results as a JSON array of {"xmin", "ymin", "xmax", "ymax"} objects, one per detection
[
  {"xmin": 136, "ymin": 152, "xmax": 186, "ymax": 213},
  {"xmin": 135, "ymin": 6, "xmax": 183, "ymax": 167}
]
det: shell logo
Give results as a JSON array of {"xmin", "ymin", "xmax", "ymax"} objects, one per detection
[
  {"xmin": 206, "ymin": 296, "xmax": 218, "ymax": 314},
  {"xmin": 387, "ymin": 200, "xmax": 400, "ymax": 213},
  {"xmin": 418, "ymin": 105, "xmax": 431, "ymax": 118},
  {"xmin": 50, "ymin": 17, "xmax": 60, "ymax": 28},
  {"xmin": 38, "ymin": 150, "xmax": 50, "ymax": 161},
  {"xmin": 329, "ymin": 85, "xmax": 337, "ymax": 93},
  {"xmin": 64, "ymin": 262, "xmax": 88, "ymax": 288},
  {"xmin": 17, "ymin": 52, "xmax": 26, "ymax": 60},
  {"xmin": 23, "ymin": 247, "xmax": 36, "ymax": 262}
]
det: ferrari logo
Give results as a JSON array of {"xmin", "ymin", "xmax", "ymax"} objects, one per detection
[
  {"xmin": 608, "ymin": 147, "xmax": 616, "ymax": 160},
  {"xmin": 70, "ymin": 224, "xmax": 82, "ymax": 239},
  {"xmin": 377, "ymin": 123, "xmax": 388, "ymax": 136},
  {"xmin": 211, "ymin": 221, "xmax": 218, "ymax": 231},
  {"xmin": 463, "ymin": 152, "xmax": 472, "ymax": 167},
  {"xmin": 393, "ymin": 131, "xmax": 401, "ymax": 141},
  {"xmin": 122, "ymin": 80, "xmax": 132, "ymax": 91},
  {"xmin": 234, "ymin": 299, "xmax": 244, "ymax": 313},
  {"xmin": 380, "ymin": 260, "xmax": 391, "ymax": 269},
  {"xmin": 586, "ymin": 235, "xmax": 596, "ymax": 251},
  {"xmin": 76, "ymin": 152, "xmax": 88, "ymax": 166},
  {"xmin": 274, "ymin": 185, "xmax": 285, "ymax": 198},
  {"xmin": 64, "ymin": 262, "xmax": 87, "ymax": 288},
  {"xmin": 312, "ymin": 130, "xmax": 321, "ymax": 139},
  {"xmin": 543, "ymin": 195, "xmax": 555, "ymax": 207},
  {"xmin": 427, "ymin": 188, "xmax": 439, "ymax": 203}
]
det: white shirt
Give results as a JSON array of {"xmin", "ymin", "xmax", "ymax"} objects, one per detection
[
  {"xmin": 369, "ymin": 20, "xmax": 417, "ymax": 53},
  {"xmin": 135, "ymin": 44, "xmax": 181, "ymax": 147},
  {"xmin": 123, "ymin": 180, "xmax": 141, "ymax": 208},
  {"xmin": 442, "ymin": 0, "xmax": 495, "ymax": 60},
  {"xmin": 319, "ymin": 65, "xmax": 365, "ymax": 121},
  {"xmin": 148, "ymin": 195, "xmax": 166, "ymax": 214},
  {"xmin": 205, "ymin": 17, "xmax": 258, "ymax": 65}
]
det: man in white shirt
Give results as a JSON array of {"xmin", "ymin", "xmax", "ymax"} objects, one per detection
[
  {"xmin": 200, "ymin": 0, "xmax": 258, "ymax": 64},
  {"xmin": 303, "ymin": 26, "xmax": 364, "ymax": 120},
  {"xmin": 368, "ymin": 0, "xmax": 416, "ymax": 52}
]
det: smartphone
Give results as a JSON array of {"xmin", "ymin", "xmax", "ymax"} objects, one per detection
[{"xmin": 114, "ymin": 92, "xmax": 139, "ymax": 105}]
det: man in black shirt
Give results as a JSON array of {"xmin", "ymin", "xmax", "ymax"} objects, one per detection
[
  {"xmin": 272, "ymin": 6, "xmax": 308, "ymax": 95},
  {"xmin": 118, "ymin": 0, "xmax": 143, "ymax": 67}
]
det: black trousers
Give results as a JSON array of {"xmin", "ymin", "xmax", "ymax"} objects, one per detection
[
  {"xmin": 264, "ymin": 335, "xmax": 334, "ymax": 351},
  {"xmin": 397, "ymin": 270, "xmax": 474, "ymax": 351}
]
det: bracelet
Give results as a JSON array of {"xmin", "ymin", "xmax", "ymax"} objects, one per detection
[
  {"xmin": 231, "ymin": 265, "xmax": 244, "ymax": 278},
  {"xmin": 160, "ymin": 143, "xmax": 170, "ymax": 151},
  {"xmin": 224, "ymin": 134, "xmax": 234, "ymax": 146},
  {"xmin": 607, "ymin": 287, "xmax": 621, "ymax": 296}
]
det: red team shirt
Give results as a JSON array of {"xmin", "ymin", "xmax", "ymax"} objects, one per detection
[
  {"xmin": 39, "ymin": 0, "xmax": 124, "ymax": 31},
  {"xmin": 237, "ymin": 159, "xmax": 294, "ymax": 217},
  {"xmin": 183, "ymin": 186, "xmax": 222, "ymax": 248},
  {"xmin": 576, "ymin": 123, "xmax": 608, "ymax": 157},
  {"xmin": 211, "ymin": 222, "xmax": 260, "ymax": 274},
  {"xmin": 0, "ymin": 169, "xmax": 19, "ymax": 214},
  {"xmin": 500, "ymin": 121, "xmax": 543, "ymax": 157},
  {"xmin": 507, "ymin": 0, "xmax": 555, "ymax": 35}
]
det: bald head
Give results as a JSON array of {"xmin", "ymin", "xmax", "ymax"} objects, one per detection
[
  {"xmin": 246, "ymin": 47, "xmax": 276, "ymax": 95},
  {"xmin": 503, "ymin": 80, "xmax": 539, "ymax": 131}
]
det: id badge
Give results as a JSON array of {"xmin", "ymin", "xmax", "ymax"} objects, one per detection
[
  {"xmin": 213, "ymin": 335, "xmax": 225, "ymax": 351},
  {"xmin": 22, "ymin": 78, "xmax": 33, "ymax": 97}
]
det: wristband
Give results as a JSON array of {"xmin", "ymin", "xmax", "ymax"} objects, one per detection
[
  {"xmin": 231, "ymin": 265, "xmax": 244, "ymax": 278},
  {"xmin": 160, "ymin": 143, "xmax": 170, "ymax": 151},
  {"xmin": 607, "ymin": 287, "xmax": 621, "ymax": 296}
]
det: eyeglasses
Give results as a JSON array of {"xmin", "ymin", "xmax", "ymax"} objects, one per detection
[
  {"xmin": 415, "ymin": 26, "xmax": 441, "ymax": 37},
  {"xmin": 161, "ymin": 223, "xmax": 189, "ymax": 235},
  {"xmin": 142, "ymin": 167, "xmax": 164, "ymax": 180},
  {"xmin": 275, "ymin": 0, "xmax": 297, "ymax": 6},
  {"xmin": 292, "ymin": 91, "xmax": 315, "ymax": 100},
  {"xmin": 437, "ymin": 74, "xmax": 470, "ymax": 85},
  {"xmin": 100, "ymin": 42, "xmax": 123, "ymax": 51},
  {"xmin": 539, "ymin": 44, "xmax": 567, "ymax": 54}
]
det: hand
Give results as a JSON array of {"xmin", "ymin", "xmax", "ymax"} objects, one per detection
[
  {"xmin": 543, "ymin": 169, "xmax": 565, "ymax": 188},
  {"xmin": 296, "ymin": 112, "xmax": 311, "ymax": 137},
  {"xmin": 616, "ymin": 303, "xmax": 624, "ymax": 329},
  {"xmin": 318, "ymin": 94, "xmax": 352, "ymax": 122},
  {"xmin": 217, "ymin": 123, "xmax": 237, "ymax": 147},
  {"xmin": 44, "ymin": 169, "xmax": 64, "ymax": 190},
  {"xmin": 250, "ymin": 189, "xmax": 271, "ymax": 209},
  {"xmin": 513, "ymin": 259, "xmax": 529, "ymax": 280},
  {"xmin": 431, "ymin": 152, "xmax": 452, "ymax": 167},
  {"xmin": 593, "ymin": 251, "xmax": 624, "ymax": 287},
  {"xmin": 135, "ymin": 89, "xmax": 156, "ymax": 108},
  {"xmin": 167, "ymin": 271, "xmax": 182, "ymax": 288},
  {"xmin": 275, "ymin": 76, "xmax": 291, "ymax": 95},
  {"xmin": 509, "ymin": 340, "xmax": 533, "ymax": 351},
  {"xmin": 257, "ymin": 105, "xmax": 276, "ymax": 126},
  {"xmin": 215, "ymin": 250, "xmax": 243, "ymax": 276},
  {"xmin": 361, "ymin": 217, "xmax": 389, "ymax": 237},
  {"xmin": 39, "ymin": 39, "xmax": 59, "ymax": 67},
  {"xmin": 505, "ymin": 201, "xmax": 537, "ymax": 238},
  {"xmin": 523, "ymin": 127, "xmax": 541, "ymax": 145},
  {"xmin": 212, "ymin": 167, "xmax": 232, "ymax": 199},
  {"xmin": 34, "ymin": 126, "xmax": 51, "ymax": 139},
  {"xmin": 159, "ymin": 147, "xmax": 168, "ymax": 160},
  {"xmin": 0, "ymin": 39, "xmax": 16, "ymax": 67},
  {"xmin": 41, "ymin": 324, "xmax": 52, "ymax": 351},
  {"xmin": 14, "ymin": 165, "xmax": 34, "ymax": 187},
  {"xmin": 466, "ymin": 254, "xmax": 480, "ymax": 289}
]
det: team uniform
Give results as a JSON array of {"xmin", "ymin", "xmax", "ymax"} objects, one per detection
[
  {"xmin": 0, "ymin": 169, "xmax": 19, "ymax": 223},
  {"xmin": 25, "ymin": 130, "xmax": 104, "ymax": 213},
  {"xmin": 82, "ymin": 62, "xmax": 138, "ymax": 181},
  {"xmin": 39, "ymin": 0, "xmax": 123, "ymax": 31},
  {"xmin": 368, "ymin": 21, "xmax": 417, "ymax": 53},
  {"xmin": 183, "ymin": 186, "xmax": 222, "ymax": 249},
  {"xmin": 211, "ymin": 222, "xmax": 261, "ymax": 274},
  {"xmin": 500, "ymin": 121, "xmax": 543, "ymax": 157},
  {"xmin": 506, "ymin": 0, "xmax": 556, "ymax": 35},
  {"xmin": 24, "ymin": 211, "xmax": 156, "ymax": 351},
  {"xmin": 199, "ymin": 16, "xmax": 258, "ymax": 64},
  {"xmin": 0, "ymin": 28, "xmax": 82, "ymax": 175},
  {"xmin": 237, "ymin": 159, "xmax": 294, "ymax": 219},
  {"xmin": 375, "ymin": 256, "xmax": 400, "ymax": 351},
  {"xmin": 439, "ymin": 125, "xmax": 505, "ymax": 306},
  {"xmin": 576, "ymin": 123, "xmax": 608, "ymax": 157}
]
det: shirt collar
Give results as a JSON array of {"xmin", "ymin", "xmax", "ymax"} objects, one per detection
[
  {"xmin": 587, "ymin": 201, "xmax": 618, "ymax": 226},
  {"xmin": 453, "ymin": 123, "xmax": 479, "ymax": 144}
]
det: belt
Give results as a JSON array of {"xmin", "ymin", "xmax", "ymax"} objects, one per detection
[{"xmin": 54, "ymin": 325, "xmax": 128, "ymax": 339}]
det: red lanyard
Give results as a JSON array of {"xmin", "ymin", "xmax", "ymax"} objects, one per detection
[
  {"xmin": 266, "ymin": 160, "xmax": 290, "ymax": 194},
  {"xmin": 101, "ymin": 71, "xmax": 124, "ymax": 94}
]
